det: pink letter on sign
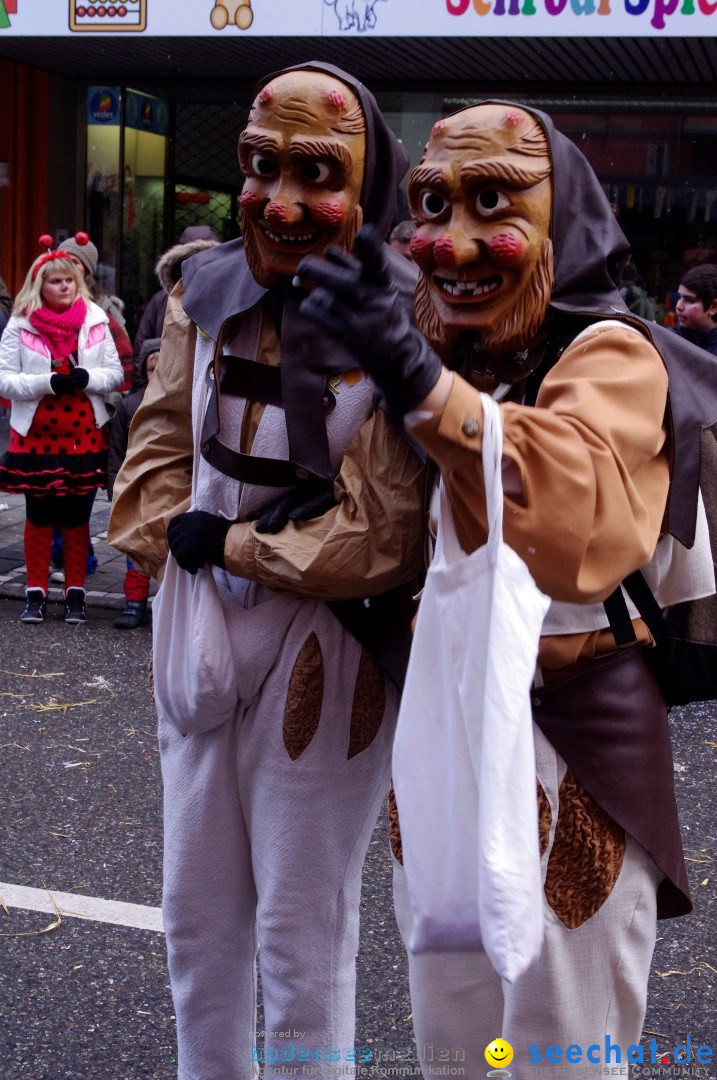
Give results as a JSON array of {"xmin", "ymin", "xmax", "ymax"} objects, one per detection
[{"xmin": 447, "ymin": 0, "xmax": 471, "ymax": 12}]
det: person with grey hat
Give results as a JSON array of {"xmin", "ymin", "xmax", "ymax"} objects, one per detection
[
  {"xmin": 58, "ymin": 233, "xmax": 133, "ymax": 392},
  {"xmin": 106, "ymin": 336, "xmax": 162, "ymax": 629}
]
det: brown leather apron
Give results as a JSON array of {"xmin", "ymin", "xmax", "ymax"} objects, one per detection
[{"xmin": 532, "ymin": 646, "xmax": 691, "ymax": 919}]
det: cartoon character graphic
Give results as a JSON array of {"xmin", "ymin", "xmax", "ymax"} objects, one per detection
[
  {"xmin": 69, "ymin": 0, "xmax": 147, "ymax": 32},
  {"xmin": 210, "ymin": 0, "xmax": 253, "ymax": 29},
  {"xmin": 325, "ymin": 0, "xmax": 386, "ymax": 32},
  {"xmin": 0, "ymin": 0, "xmax": 17, "ymax": 29}
]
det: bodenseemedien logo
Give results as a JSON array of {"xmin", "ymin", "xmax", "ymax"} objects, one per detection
[{"xmin": 485, "ymin": 1038, "xmax": 513, "ymax": 1077}]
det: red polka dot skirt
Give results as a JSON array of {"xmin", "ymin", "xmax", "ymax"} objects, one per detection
[{"xmin": 0, "ymin": 362, "xmax": 108, "ymax": 496}]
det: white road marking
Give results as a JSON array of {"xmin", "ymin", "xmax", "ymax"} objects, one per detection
[{"xmin": 0, "ymin": 881, "xmax": 163, "ymax": 933}]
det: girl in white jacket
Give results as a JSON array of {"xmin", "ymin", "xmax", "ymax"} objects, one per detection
[{"xmin": 0, "ymin": 237, "xmax": 123, "ymax": 623}]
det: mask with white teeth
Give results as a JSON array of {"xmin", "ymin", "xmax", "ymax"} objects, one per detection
[
  {"xmin": 239, "ymin": 69, "xmax": 367, "ymax": 289},
  {"xmin": 409, "ymin": 103, "xmax": 554, "ymax": 368}
]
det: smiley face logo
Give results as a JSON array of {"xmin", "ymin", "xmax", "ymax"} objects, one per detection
[{"xmin": 485, "ymin": 1038, "xmax": 514, "ymax": 1070}]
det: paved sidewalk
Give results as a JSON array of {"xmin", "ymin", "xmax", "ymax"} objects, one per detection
[{"xmin": 0, "ymin": 413, "xmax": 155, "ymax": 612}]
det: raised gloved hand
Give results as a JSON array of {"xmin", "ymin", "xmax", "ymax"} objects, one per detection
[
  {"xmin": 247, "ymin": 479, "xmax": 337, "ymax": 535},
  {"xmin": 167, "ymin": 510, "xmax": 231, "ymax": 574},
  {"xmin": 298, "ymin": 225, "xmax": 443, "ymax": 416},
  {"xmin": 50, "ymin": 367, "xmax": 89, "ymax": 395}
]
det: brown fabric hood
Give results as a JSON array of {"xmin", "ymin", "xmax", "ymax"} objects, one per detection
[{"xmin": 476, "ymin": 100, "xmax": 717, "ymax": 548}]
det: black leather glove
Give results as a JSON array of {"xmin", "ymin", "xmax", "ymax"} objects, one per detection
[
  {"xmin": 68, "ymin": 367, "xmax": 89, "ymax": 389},
  {"xmin": 247, "ymin": 479, "xmax": 337, "ymax": 535},
  {"xmin": 167, "ymin": 510, "xmax": 231, "ymax": 574},
  {"xmin": 50, "ymin": 368, "xmax": 89, "ymax": 395},
  {"xmin": 298, "ymin": 225, "xmax": 443, "ymax": 417}
]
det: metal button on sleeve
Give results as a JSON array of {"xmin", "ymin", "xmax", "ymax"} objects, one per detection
[{"xmin": 461, "ymin": 416, "xmax": 480, "ymax": 437}]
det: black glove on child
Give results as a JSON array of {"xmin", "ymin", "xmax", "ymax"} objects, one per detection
[
  {"xmin": 50, "ymin": 368, "xmax": 90, "ymax": 395},
  {"xmin": 298, "ymin": 225, "xmax": 443, "ymax": 417},
  {"xmin": 247, "ymin": 478, "xmax": 337, "ymax": 535},
  {"xmin": 167, "ymin": 511, "xmax": 231, "ymax": 575}
]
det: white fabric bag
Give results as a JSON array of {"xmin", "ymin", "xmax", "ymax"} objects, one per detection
[
  {"xmin": 152, "ymin": 552, "xmax": 238, "ymax": 736},
  {"xmin": 392, "ymin": 393, "xmax": 550, "ymax": 983},
  {"xmin": 151, "ymin": 359, "xmax": 238, "ymax": 737}
]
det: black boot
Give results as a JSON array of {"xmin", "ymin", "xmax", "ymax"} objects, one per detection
[
  {"xmin": 64, "ymin": 587, "xmax": 87, "ymax": 624},
  {"xmin": 113, "ymin": 599, "xmax": 148, "ymax": 630},
  {"xmin": 20, "ymin": 588, "xmax": 47, "ymax": 623}
]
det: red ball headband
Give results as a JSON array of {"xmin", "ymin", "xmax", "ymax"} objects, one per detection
[{"xmin": 32, "ymin": 231, "xmax": 90, "ymax": 280}]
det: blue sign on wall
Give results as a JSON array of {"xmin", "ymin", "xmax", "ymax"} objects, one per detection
[{"xmin": 87, "ymin": 87, "xmax": 121, "ymax": 125}]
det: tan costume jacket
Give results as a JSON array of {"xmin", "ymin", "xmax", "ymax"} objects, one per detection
[{"xmin": 108, "ymin": 285, "xmax": 426, "ymax": 604}]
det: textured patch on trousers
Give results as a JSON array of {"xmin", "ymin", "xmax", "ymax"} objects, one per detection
[
  {"xmin": 387, "ymin": 783, "xmax": 403, "ymax": 864},
  {"xmin": 544, "ymin": 769, "xmax": 626, "ymax": 929},
  {"xmin": 347, "ymin": 649, "xmax": 386, "ymax": 759},
  {"xmin": 537, "ymin": 780, "xmax": 551, "ymax": 858},
  {"xmin": 148, "ymin": 650, "xmax": 155, "ymax": 708},
  {"xmin": 283, "ymin": 631, "xmax": 324, "ymax": 760}
]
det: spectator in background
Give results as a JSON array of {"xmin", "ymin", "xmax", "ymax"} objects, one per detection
[
  {"xmin": 673, "ymin": 263, "xmax": 717, "ymax": 357},
  {"xmin": 620, "ymin": 262, "xmax": 656, "ymax": 321},
  {"xmin": 0, "ymin": 274, "xmax": 13, "ymax": 419},
  {"xmin": 389, "ymin": 219, "xmax": 416, "ymax": 261},
  {"xmin": 132, "ymin": 225, "xmax": 220, "ymax": 382},
  {"xmin": 107, "ymin": 337, "xmax": 161, "ymax": 630},
  {"xmin": 0, "ymin": 273, "xmax": 11, "ymax": 334},
  {"xmin": 59, "ymin": 234, "xmax": 133, "ymax": 394},
  {"xmin": 0, "ymin": 240, "xmax": 122, "ymax": 623}
]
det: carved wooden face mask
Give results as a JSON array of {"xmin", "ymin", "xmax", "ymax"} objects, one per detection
[
  {"xmin": 239, "ymin": 70, "xmax": 367, "ymax": 288},
  {"xmin": 408, "ymin": 104, "xmax": 554, "ymax": 357}
]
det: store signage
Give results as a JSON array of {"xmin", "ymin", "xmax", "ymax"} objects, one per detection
[
  {"xmin": 0, "ymin": 0, "xmax": 714, "ymax": 37},
  {"xmin": 87, "ymin": 87, "xmax": 121, "ymax": 125}
]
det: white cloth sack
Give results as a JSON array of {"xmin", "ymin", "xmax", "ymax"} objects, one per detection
[
  {"xmin": 152, "ymin": 553, "xmax": 238, "ymax": 735},
  {"xmin": 392, "ymin": 393, "xmax": 550, "ymax": 983},
  {"xmin": 151, "ymin": 357, "xmax": 238, "ymax": 737}
]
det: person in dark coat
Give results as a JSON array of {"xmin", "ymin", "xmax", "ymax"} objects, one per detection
[
  {"xmin": 131, "ymin": 226, "xmax": 220, "ymax": 382},
  {"xmin": 673, "ymin": 262, "xmax": 717, "ymax": 356},
  {"xmin": 107, "ymin": 337, "xmax": 161, "ymax": 628}
]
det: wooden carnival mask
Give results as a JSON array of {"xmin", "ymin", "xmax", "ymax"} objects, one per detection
[
  {"xmin": 408, "ymin": 103, "xmax": 554, "ymax": 359},
  {"xmin": 239, "ymin": 70, "xmax": 367, "ymax": 288}
]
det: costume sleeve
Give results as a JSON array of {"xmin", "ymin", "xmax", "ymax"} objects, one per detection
[
  {"xmin": 411, "ymin": 325, "xmax": 670, "ymax": 604},
  {"xmin": 108, "ymin": 315, "xmax": 134, "ymax": 392},
  {"xmin": 106, "ymin": 399, "xmax": 132, "ymax": 500},
  {"xmin": 223, "ymin": 409, "xmax": 427, "ymax": 600},
  {"xmin": 107, "ymin": 287, "xmax": 195, "ymax": 578}
]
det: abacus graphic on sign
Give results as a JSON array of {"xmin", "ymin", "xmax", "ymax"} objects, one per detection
[{"xmin": 69, "ymin": 0, "xmax": 146, "ymax": 31}]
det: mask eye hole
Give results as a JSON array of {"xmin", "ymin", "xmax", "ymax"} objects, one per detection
[
  {"xmin": 419, "ymin": 190, "xmax": 448, "ymax": 220},
  {"xmin": 301, "ymin": 160, "xmax": 332, "ymax": 184},
  {"xmin": 475, "ymin": 189, "xmax": 511, "ymax": 216},
  {"xmin": 249, "ymin": 151, "xmax": 278, "ymax": 177}
]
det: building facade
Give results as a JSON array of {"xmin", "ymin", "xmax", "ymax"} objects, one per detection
[{"xmin": 1, "ymin": 2, "xmax": 717, "ymax": 335}]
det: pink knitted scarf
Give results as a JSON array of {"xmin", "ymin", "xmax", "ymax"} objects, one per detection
[{"xmin": 28, "ymin": 298, "xmax": 87, "ymax": 361}]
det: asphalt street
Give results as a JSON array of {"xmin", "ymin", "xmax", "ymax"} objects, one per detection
[{"xmin": 0, "ymin": 592, "xmax": 715, "ymax": 1079}]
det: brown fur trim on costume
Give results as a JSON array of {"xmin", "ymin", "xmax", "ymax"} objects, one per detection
[
  {"xmin": 537, "ymin": 779, "xmax": 551, "ymax": 858},
  {"xmin": 544, "ymin": 770, "xmax": 626, "ymax": 930},
  {"xmin": 347, "ymin": 649, "xmax": 386, "ymax": 759},
  {"xmin": 387, "ymin": 783, "xmax": 403, "ymax": 865},
  {"xmin": 156, "ymin": 239, "xmax": 220, "ymax": 294},
  {"xmin": 283, "ymin": 632, "xmax": 324, "ymax": 760}
]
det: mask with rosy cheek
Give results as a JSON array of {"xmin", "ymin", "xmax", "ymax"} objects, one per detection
[
  {"xmin": 239, "ymin": 71, "xmax": 367, "ymax": 288},
  {"xmin": 409, "ymin": 104, "xmax": 554, "ymax": 360}
]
